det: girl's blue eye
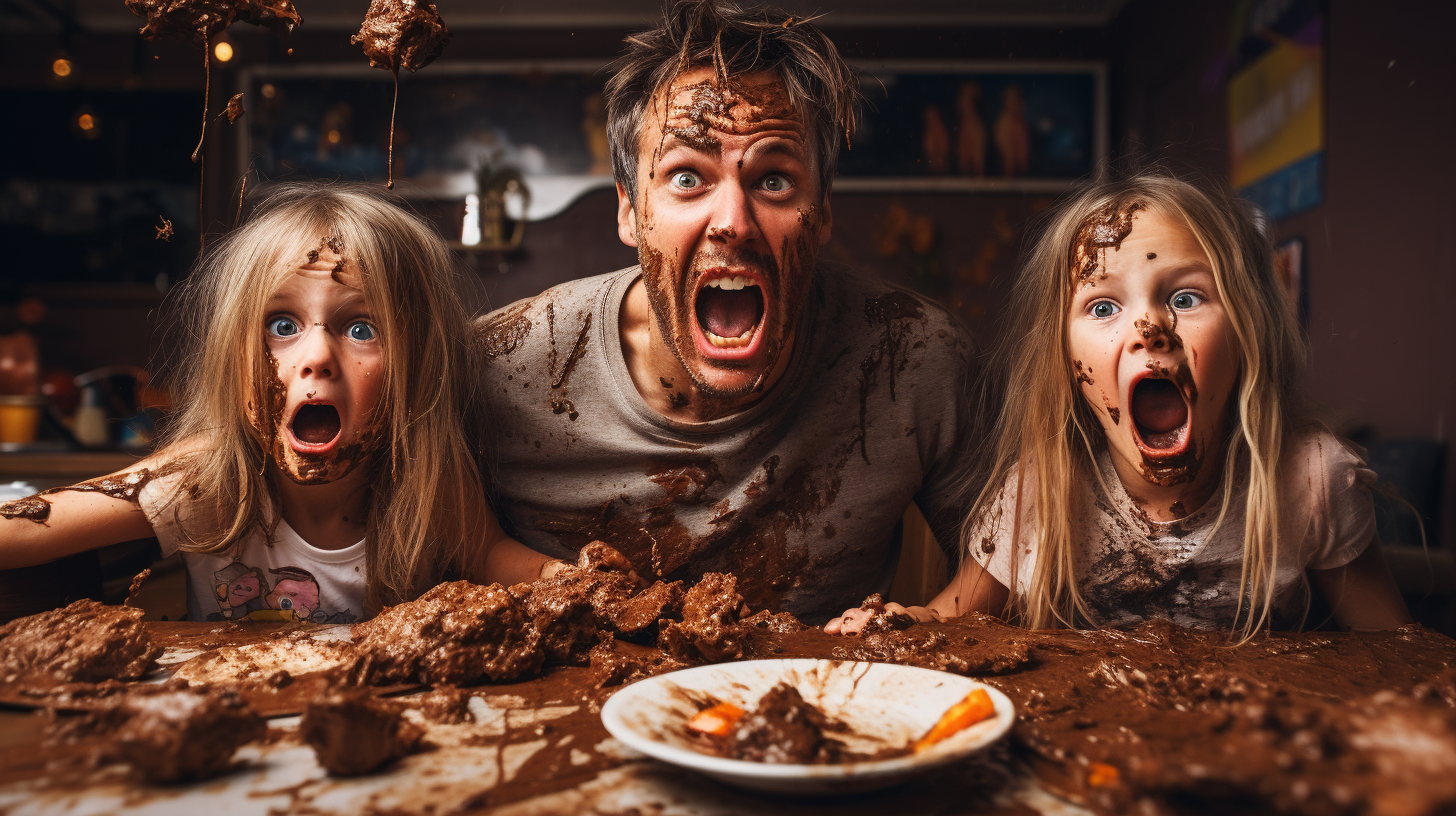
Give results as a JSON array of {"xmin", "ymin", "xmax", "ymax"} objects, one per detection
[
  {"xmin": 671, "ymin": 171, "xmax": 700, "ymax": 190},
  {"xmin": 267, "ymin": 317, "xmax": 300, "ymax": 337},
  {"xmin": 346, "ymin": 321, "xmax": 376, "ymax": 341},
  {"xmin": 1090, "ymin": 300, "xmax": 1120, "ymax": 319},
  {"xmin": 1170, "ymin": 291, "xmax": 1203, "ymax": 311},
  {"xmin": 761, "ymin": 174, "xmax": 790, "ymax": 193}
]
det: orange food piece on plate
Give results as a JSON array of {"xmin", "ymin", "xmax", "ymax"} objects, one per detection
[
  {"xmin": 686, "ymin": 701, "xmax": 745, "ymax": 737},
  {"xmin": 1087, "ymin": 761, "xmax": 1121, "ymax": 787},
  {"xmin": 914, "ymin": 688, "xmax": 996, "ymax": 751}
]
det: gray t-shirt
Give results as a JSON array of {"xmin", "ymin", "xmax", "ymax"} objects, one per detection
[{"xmin": 475, "ymin": 265, "xmax": 974, "ymax": 622}]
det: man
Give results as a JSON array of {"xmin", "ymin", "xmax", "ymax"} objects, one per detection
[{"xmin": 477, "ymin": 0, "xmax": 975, "ymax": 622}]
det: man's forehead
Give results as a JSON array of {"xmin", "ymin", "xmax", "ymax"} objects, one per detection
[{"xmin": 656, "ymin": 67, "xmax": 804, "ymax": 136}]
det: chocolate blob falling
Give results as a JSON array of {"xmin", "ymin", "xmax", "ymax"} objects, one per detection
[{"xmin": 352, "ymin": 0, "xmax": 452, "ymax": 189}]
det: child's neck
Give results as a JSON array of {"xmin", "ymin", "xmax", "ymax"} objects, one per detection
[
  {"xmin": 1108, "ymin": 451, "xmax": 1224, "ymax": 523},
  {"xmin": 273, "ymin": 469, "xmax": 370, "ymax": 551}
]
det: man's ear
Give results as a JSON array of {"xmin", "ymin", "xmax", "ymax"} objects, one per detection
[
  {"xmin": 817, "ymin": 189, "xmax": 833, "ymax": 246},
  {"xmin": 616, "ymin": 183, "xmax": 638, "ymax": 248}
]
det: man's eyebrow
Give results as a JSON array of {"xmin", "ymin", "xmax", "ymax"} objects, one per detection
[{"xmin": 656, "ymin": 134, "xmax": 722, "ymax": 159}]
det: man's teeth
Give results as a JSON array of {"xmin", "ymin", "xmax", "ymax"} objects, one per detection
[
  {"xmin": 706, "ymin": 326, "xmax": 756, "ymax": 348},
  {"xmin": 704, "ymin": 276, "xmax": 754, "ymax": 291}
]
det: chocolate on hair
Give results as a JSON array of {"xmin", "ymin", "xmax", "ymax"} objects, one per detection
[{"xmin": 604, "ymin": 0, "xmax": 861, "ymax": 202}]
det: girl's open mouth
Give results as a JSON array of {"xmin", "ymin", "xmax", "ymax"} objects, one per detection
[
  {"xmin": 288, "ymin": 402, "xmax": 341, "ymax": 451},
  {"xmin": 1130, "ymin": 377, "xmax": 1190, "ymax": 455},
  {"xmin": 692, "ymin": 272, "xmax": 767, "ymax": 360}
]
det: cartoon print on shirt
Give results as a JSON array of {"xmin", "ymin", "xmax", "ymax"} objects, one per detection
[
  {"xmin": 204, "ymin": 561, "xmax": 357, "ymax": 623},
  {"xmin": 264, "ymin": 566, "xmax": 320, "ymax": 621},
  {"xmin": 212, "ymin": 562, "xmax": 270, "ymax": 620}
]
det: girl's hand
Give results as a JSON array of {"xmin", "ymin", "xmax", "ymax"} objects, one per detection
[{"xmin": 823, "ymin": 603, "xmax": 941, "ymax": 635}]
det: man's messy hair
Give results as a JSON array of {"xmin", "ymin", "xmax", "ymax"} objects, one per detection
[{"xmin": 605, "ymin": 0, "xmax": 861, "ymax": 203}]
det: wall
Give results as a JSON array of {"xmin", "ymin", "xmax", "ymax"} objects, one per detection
[{"xmin": 1109, "ymin": 0, "xmax": 1456, "ymax": 549}]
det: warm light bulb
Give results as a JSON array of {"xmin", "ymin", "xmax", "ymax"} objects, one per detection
[
  {"xmin": 260, "ymin": 83, "xmax": 277, "ymax": 99},
  {"xmin": 52, "ymin": 58, "xmax": 72, "ymax": 77},
  {"xmin": 77, "ymin": 114, "xmax": 96, "ymax": 131},
  {"xmin": 326, "ymin": 130, "xmax": 342, "ymax": 145},
  {"xmin": 213, "ymin": 41, "xmax": 234, "ymax": 62}
]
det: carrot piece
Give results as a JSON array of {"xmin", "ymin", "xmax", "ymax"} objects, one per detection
[
  {"xmin": 1087, "ymin": 762, "xmax": 1120, "ymax": 787},
  {"xmin": 914, "ymin": 688, "xmax": 997, "ymax": 752},
  {"xmin": 686, "ymin": 702, "xmax": 745, "ymax": 737}
]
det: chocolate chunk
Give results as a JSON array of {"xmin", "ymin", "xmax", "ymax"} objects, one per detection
[
  {"xmin": 351, "ymin": 0, "xmax": 451, "ymax": 73},
  {"xmin": 223, "ymin": 92, "xmax": 246, "ymax": 123},
  {"xmin": 349, "ymin": 581, "xmax": 544, "ymax": 685},
  {"xmin": 658, "ymin": 572, "xmax": 749, "ymax": 663},
  {"xmin": 0, "ymin": 600, "xmax": 161, "ymax": 684},
  {"xmin": 154, "ymin": 216, "xmax": 174, "ymax": 242},
  {"xmin": 125, "ymin": 0, "xmax": 301, "ymax": 46},
  {"xmin": 727, "ymin": 683, "xmax": 851, "ymax": 764},
  {"xmin": 54, "ymin": 684, "xmax": 267, "ymax": 783},
  {"xmin": 300, "ymin": 689, "xmax": 421, "ymax": 776}
]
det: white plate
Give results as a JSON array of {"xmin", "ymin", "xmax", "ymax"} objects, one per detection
[{"xmin": 599, "ymin": 659, "xmax": 1015, "ymax": 795}]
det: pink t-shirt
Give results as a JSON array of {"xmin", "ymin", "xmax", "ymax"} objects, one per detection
[{"xmin": 967, "ymin": 431, "xmax": 1377, "ymax": 629}]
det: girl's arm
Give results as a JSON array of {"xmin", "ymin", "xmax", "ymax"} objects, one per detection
[
  {"xmin": 1308, "ymin": 536, "xmax": 1413, "ymax": 631},
  {"xmin": 0, "ymin": 471, "xmax": 159, "ymax": 571},
  {"xmin": 824, "ymin": 554, "xmax": 1009, "ymax": 635}
]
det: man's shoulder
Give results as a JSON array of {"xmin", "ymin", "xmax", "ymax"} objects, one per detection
[
  {"xmin": 818, "ymin": 265, "xmax": 974, "ymax": 357},
  {"xmin": 473, "ymin": 267, "xmax": 637, "ymax": 359}
]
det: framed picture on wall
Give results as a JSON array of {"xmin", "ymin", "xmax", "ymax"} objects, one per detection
[
  {"xmin": 238, "ymin": 61, "xmax": 616, "ymax": 221},
  {"xmin": 837, "ymin": 61, "xmax": 1108, "ymax": 192}
]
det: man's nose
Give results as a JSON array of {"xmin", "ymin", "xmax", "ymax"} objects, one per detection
[
  {"xmin": 706, "ymin": 183, "xmax": 759, "ymax": 246},
  {"xmin": 297, "ymin": 324, "xmax": 338, "ymax": 379}
]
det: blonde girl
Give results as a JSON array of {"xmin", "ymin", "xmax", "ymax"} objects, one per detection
[
  {"xmin": 828, "ymin": 174, "xmax": 1409, "ymax": 637},
  {"xmin": 0, "ymin": 183, "xmax": 555, "ymax": 621}
]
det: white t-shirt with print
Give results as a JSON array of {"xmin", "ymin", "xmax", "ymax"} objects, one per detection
[
  {"xmin": 139, "ymin": 474, "xmax": 367, "ymax": 624},
  {"xmin": 967, "ymin": 430, "xmax": 1377, "ymax": 629}
]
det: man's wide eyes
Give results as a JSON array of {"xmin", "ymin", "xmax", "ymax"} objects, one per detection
[
  {"xmin": 671, "ymin": 171, "xmax": 700, "ymax": 190},
  {"xmin": 761, "ymin": 174, "xmax": 790, "ymax": 193}
]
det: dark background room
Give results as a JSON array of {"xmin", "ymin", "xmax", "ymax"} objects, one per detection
[{"xmin": 1, "ymin": 0, "xmax": 1451, "ymax": 630}]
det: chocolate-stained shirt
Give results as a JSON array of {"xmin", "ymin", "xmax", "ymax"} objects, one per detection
[{"xmin": 475, "ymin": 265, "xmax": 975, "ymax": 622}]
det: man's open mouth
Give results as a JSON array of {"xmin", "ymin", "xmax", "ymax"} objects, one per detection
[
  {"xmin": 1130, "ymin": 377, "xmax": 1190, "ymax": 455},
  {"xmin": 288, "ymin": 402, "xmax": 341, "ymax": 450},
  {"xmin": 693, "ymin": 273, "xmax": 766, "ymax": 354}
]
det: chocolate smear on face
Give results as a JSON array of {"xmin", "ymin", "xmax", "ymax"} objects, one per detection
[
  {"xmin": 1074, "ymin": 359, "xmax": 1094, "ymax": 386},
  {"xmin": 154, "ymin": 216, "xmax": 174, "ymax": 242},
  {"xmin": 1134, "ymin": 315, "xmax": 1183, "ymax": 351},
  {"xmin": 1071, "ymin": 200, "xmax": 1144, "ymax": 288},
  {"xmin": 1107, "ymin": 406, "xmax": 1121, "ymax": 425},
  {"xmin": 655, "ymin": 77, "xmax": 799, "ymax": 163},
  {"xmin": 352, "ymin": 0, "xmax": 451, "ymax": 188},
  {"xmin": 260, "ymin": 348, "xmax": 378, "ymax": 486}
]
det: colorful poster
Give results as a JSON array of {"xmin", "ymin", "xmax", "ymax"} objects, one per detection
[{"xmin": 1227, "ymin": 15, "xmax": 1325, "ymax": 220}]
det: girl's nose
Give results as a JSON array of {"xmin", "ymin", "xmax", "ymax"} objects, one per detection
[
  {"xmin": 1130, "ymin": 313, "xmax": 1177, "ymax": 353},
  {"xmin": 297, "ymin": 324, "xmax": 338, "ymax": 379}
]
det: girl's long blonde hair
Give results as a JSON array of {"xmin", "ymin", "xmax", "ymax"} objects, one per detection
[
  {"xmin": 157, "ymin": 182, "xmax": 492, "ymax": 610},
  {"xmin": 964, "ymin": 173, "xmax": 1308, "ymax": 639}
]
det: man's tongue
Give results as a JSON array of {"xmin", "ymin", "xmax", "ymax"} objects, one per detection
[
  {"xmin": 1132, "ymin": 379, "xmax": 1187, "ymax": 441},
  {"xmin": 696, "ymin": 286, "xmax": 763, "ymax": 338},
  {"xmin": 292, "ymin": 404, "xmax": 341, "ymax": 445}
]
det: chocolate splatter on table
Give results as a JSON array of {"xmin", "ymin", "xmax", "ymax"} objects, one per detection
[{"xmin": 1, "ymin": 608, "xmax": 1453, "ymax": 815}]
